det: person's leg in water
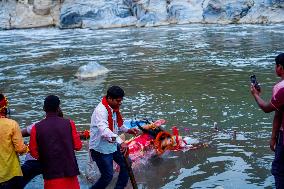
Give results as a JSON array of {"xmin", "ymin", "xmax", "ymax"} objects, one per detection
[
  {"xmin": 89, "ymin": 149, "xmax": 114, "ymax": 189},
  {"xmin": 271, "ymin": 131, "xmax": 284, "ymax": 189},
  {"xmin": 113, "ymin": 146, "xmax": 129, "ymax": 189},
  {"xmin": 21, "ymin": 160, "xmax": 42, "ymax": 188}
]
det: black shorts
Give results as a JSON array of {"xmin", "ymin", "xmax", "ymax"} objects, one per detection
[{"xmin": 272, "ymin": 131, "xmax": 284, "ymax": 189}]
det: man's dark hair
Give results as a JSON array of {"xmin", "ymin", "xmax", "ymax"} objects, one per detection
[
  {"xmin": 0, "ymin": 94, "xmax": 4, "ymax": 101},
  {"xmin": 275, "ymin": 53, "xmax": 284, "ymax": 66},
  {"xmin": 106, "ymin": 86, "xmax": 125, "ymax": 99},
  {"xmin": 43, "ymin": 95, "xmax": 60, "ymax": 112}
]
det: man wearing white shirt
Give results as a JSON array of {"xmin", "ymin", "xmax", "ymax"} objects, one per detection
[{"xmin": 89, "ymin": 86, "xmax": 138, "ymax": 189}]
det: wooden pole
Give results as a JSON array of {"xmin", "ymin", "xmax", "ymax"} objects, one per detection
[{"xmin": 123, "ymin": 155, "xmax": 138, "ymax": 189}]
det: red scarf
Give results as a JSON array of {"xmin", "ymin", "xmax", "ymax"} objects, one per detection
[{"xmin": 102, "ymin": 96, "xmax": 123, "ymax": 131}]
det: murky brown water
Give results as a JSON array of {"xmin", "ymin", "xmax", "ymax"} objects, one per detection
[{"xmin": 1, "ymin": 24, "xmax": 284, "ymax": 189}]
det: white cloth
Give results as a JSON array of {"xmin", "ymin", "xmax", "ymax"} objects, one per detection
[
  {"xmin": 25, "ymin": 123, "xmax": 37, "ymax": 161},
  {"xmin": 89, "ymin": 102, "xmax": 128, "ymax": 154}
]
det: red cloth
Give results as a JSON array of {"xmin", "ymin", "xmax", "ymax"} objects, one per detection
[
  {"xmin": 69, "ymin": 120, "xmax": 83, "ymax": 150},
  {"xmin": 30, "ymin": 126, "xmax": 39, "ymax": 159},
  {"xmin": 127, "ymin": 133, "xmax": 153, "ymax": 154},
  {"xmin": 101, "ymin": 96, "xmax": 123, "ymax": 131},
  {"xmin": 44, "ymin": 176, "xmax": 80, "ymax": 189}
]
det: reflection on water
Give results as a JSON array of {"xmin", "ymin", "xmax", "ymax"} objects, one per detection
[{"xmin": 1, "ymin": 24, "xmax": 284, "ymax": 188}]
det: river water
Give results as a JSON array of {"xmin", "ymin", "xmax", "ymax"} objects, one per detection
[{"xmin": 1, "ymin": 24, "xmax": 284, "ymax": 189}]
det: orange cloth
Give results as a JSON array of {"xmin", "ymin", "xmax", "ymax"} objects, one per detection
[{"xmin": 44, "ymin": 176, "xmax": 80, "ymax": 189}]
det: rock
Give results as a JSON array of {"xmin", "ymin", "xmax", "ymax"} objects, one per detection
[
  {"xmin": 240, "ymin": 4, "xmax": 284, "ymax": 23},
  {"xmin": 59, "ymin": 0, "xmax": 136, "ymax": 29},
  {"xmin": 0, "ymin": 1, "xmax": 15, "ymax": 30},
  {"xmin": 167, "ymin": 0, "xmax": 203, "ymax": 24},
  {"xmin": 126, "ymin": 0, "xmax": 168, "ymax": 27},
  {"xmin": 32, "ymin": 0, "xmax": 52, "ymax": 15},
  {"xmin": 1, "ymin": 0, "xmax": 284, "ymax": 30},
  {"xmin": 203, "ymin": 0, "xmax": 254, "ymax": 23},
  {"xmin": 11, "ymin": 3, "xmax": 54, "ymax": 29}
]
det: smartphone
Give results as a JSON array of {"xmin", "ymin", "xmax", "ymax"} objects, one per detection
[{"xmin": 250, "ymin": 75, "xmax": 261, "ymax": 92}]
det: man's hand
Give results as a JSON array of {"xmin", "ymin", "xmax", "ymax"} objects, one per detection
[
  {"xmin": 270, "ymin": 138, "xmax": 276, "ymax": 152},
  {"xmin": 120, "ymin": 142, "xmax": 129, "ymax": 156},
  {"xmin": 127, "ymin": 128, "xmax": 139, "ymax": 136},
  {"xmin": 250, "ymin": 84, "xmax": 261, "ymax": 96}
]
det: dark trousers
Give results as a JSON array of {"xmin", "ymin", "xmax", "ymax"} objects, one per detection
[
  {"xmin": 21, "ymin": 160, "xmax": 42, "ymax": 188},
  {"xmin": 0, "ymin": 176, "xmax": 23, "ymax": 189},
  {"xmin": 90, "ymin": 147, "xmax": 129, "ymax": 189},
  {"xmin": 272, "ymin": 131, "xmax": 284, "ymax": 189}
]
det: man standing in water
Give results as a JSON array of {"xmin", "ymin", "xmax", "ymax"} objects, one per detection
[
  {"xmin": 89, "ymin": 86, "xmax": 139, "ymax": 189},
  {"xmin": 0, "ymin": 94, "xmax": 28, "ymax": 189},
  {"xmin": 20, "ymin": 108, "xmax": 64, "ymax": 188},
  {"xmin": 250, "ymin": 53, "xmax": 284, "ymax": 189},
  {"xmin": 29, "ymin": 95, "xmax": 82, "ymax": 189}
]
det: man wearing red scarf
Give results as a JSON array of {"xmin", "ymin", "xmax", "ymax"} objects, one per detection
[{"xmin": 89, "ymin": 86, "xmax": 139, "ymax": 189}]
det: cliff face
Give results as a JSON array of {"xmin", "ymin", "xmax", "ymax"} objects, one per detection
[{"xmin": 0, "ymin": 0, "xmax": 283, "ymax": 30}]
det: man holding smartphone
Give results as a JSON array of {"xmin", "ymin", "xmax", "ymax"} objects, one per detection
[
  {"xmin": 250, "ymin": 53, "xmax": 284, "ymax": 189},
  {"xmin": 89, "ymin": 86, "xmax": 139, "ymax": 189}
]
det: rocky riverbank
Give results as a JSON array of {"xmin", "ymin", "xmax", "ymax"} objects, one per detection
[{"xmin": 0, "ymin": 0, "xmax": 283, "ymax": 30}]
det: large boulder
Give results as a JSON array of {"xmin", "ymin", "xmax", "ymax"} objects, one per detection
[
  {"xmin": 11, "ymin": 3, "xmax": 54, "ymax": 28},
  {"xmin": 203, "ymin": 0, "xmax": 254, "ymax": 23},
  {"xmin": 0, "ymin": 1, "xmax": 15, "ymax": 30},
  {"xmin": 0, "ymin": 0, "xmax": 60, "ymax": 29},
  {"xmin": 240, "ymin": 0, "xmax": 284, "ymax": 23},
  {"xmin": 125, "ymin": 0, "xmax": 169, "ymax": 27},
  {"xmin": 59, "ymin": 0, "xmax": 136, "ymax": 29},
  {"xmin": 167, "ymin": 0, "xmax": 203, "ymax": 24}
]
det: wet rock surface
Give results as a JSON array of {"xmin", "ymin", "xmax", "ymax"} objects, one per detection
[{"xmin": 0, "ymin": 0, "xmax": 284, "ymax": 29}]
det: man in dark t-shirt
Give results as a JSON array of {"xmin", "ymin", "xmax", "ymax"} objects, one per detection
[{"xmin": 250, "ymin": 53, "xmax": 284, "ymax": 189}]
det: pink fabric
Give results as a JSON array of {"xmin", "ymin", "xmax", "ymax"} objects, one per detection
[
  {"xmin": 127, "ymin": 133, "xmax": 152, "ymax": 154},
  {"xmin": 271, "ymin": 80, "xmax": 284, "ymax": 145},
  {"xmin": 271, "ymin": 81, "xmax": 284, "ymax": 112},
  {"xmin": 272, "ymin": 80, "xmax": 284, "ymax": 98}
]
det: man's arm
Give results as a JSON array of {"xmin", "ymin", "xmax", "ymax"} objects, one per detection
[
  {"xmin": 270, "ymin": 111, "xmax": 282, "ymax": 151},
  {"xmin": 29, "ymin": 126, "xmax": 39, "ymax": 159},
  {"xmin": 251, "ymin": 84, "xmax": 275, "ymax": 113},
  {"xmin": 21, "ymin": 123, "xmax": 35, "ymax": 137},
  {"xmin": 119, "ymin": 125, "xmax": 139, "ymax": 136},
  {"xmin": 70, "ymin": 120, "xmax": 82, "ymax": 151},
  {"xmin": 12, "ymin": 121, "xmax": 28, "ymax": 155},
  {"xmin": 92, "ymin": 106, "xmax": 118, "ymax": 143}
]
